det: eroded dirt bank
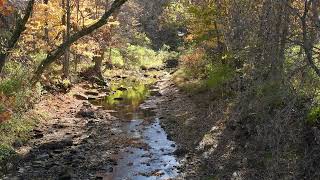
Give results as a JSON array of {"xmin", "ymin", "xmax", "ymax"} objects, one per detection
[{"xmin": 156, "ymin": 78, "xmax": 252, "ymax": 179}]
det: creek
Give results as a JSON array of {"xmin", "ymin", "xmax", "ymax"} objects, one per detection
[{"xmin": 91, "ymin": 80, "xmax": 180, "ymax": 180}]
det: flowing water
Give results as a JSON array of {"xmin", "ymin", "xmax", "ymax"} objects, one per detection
[{"xmin": 91, "ymin": 81, "xmax": 180, "ymax": 180}]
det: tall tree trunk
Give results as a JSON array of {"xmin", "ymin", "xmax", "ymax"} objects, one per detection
[
  {"xmin": 256, "ymin": 0, "xmax": 289, "ymax": 82},
  {"xmin": 63, "ymin": 0, "xmax": 71, "ymax": 79},
  {"xmin": 31, "ymin": 0, "xmax": 128, "ymax": 84},
  {"xmin": 44, "ymin": 0, "xmax": 49, "ymax": 45},
  {"xmin": 0, "ymin": 0, "xmax": 35, "ymax": 74}
]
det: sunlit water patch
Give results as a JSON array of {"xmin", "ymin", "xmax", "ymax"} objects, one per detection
[{"xmin": 110, "ymin": 118, "xmax": 179, "ymax": 180}]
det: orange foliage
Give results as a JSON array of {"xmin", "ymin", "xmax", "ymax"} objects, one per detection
[
  {"xmin": 0, "ymin": 0, "xmax": 13, "ymax": 16},
  {"xmin": 181, "ymin": 48, "xmax": 206, "ymax": 67},
  {"xmin": 180, "ymin": 48, "xmax": 207, "ymax": 76}
]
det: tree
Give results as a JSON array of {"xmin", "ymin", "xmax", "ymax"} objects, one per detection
[
  {"xmin": 62, "ymin": 0, "xmax": 71, "ymax": 79},
  {"xmin": 31, "ymin": 0, "xmax": 127, "ymax": 84},
  {"xmin": 301, "ymin": 0, "xmax": 320, "ymax": 77},
  {"xmin": 0, "ymin": 0, "xmax": 35, "ymax": 73}
]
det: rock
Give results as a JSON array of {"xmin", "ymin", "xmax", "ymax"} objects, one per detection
[
  {"xmin": 76, "ymin": 109, "xmax": 96, "ymax": 118},
  {"xmin": 173, "ymin": 147, "xmax": 188, "ymax": 157},
  {"xmin": 84, "ymin": 91, "xmax": 99, "ymax": 96},
  {"xmin": 13, "ymin": 139, "xmax": 23, "ymax": 148},
  {"xmin": 95, "ymin": 176, "xmax": 103, "ymax": 180},
  {"xmin": 74, "ymin": 94, "xmax": 88, "ymax": 100},
  {"xmin": 53, "ymin": 123, "xmax": 67, "ymax": 129},
  {"xmin": 113, "ymin": 75, "xmax": 122, "ymax": 79},
  {"xmin": 148, "ymin": 67, "xmax": 160, "ymax": 71},
  {"xmin": 114, "ymin": 97, "xmax": 124, "ymax": 101},
  {"xmin": 33, "ymin": 129, "xmax": 44, "ymax": 139},
  {"xmin": 141, "ymin": 66, "xmax": 147, "ymax": 71},
  {"xmin": 87, "ymin": 96, "xmax": 98, "ymax": 100},
  {"xmin": 98, "ymin": 88, "xmax": 111, "ymax": 93},
  {"xmin": 58, "ymin": 170, "xmax": 72, "ymax": 180},
  {"xmin": 39, "ymin": 139, "xmax": 73, "ymax": 150},
  {"xmin": 117, "ymin": 87, "xmax": 127, "ymax": 91},
  {"xmin": 165, "ymin": 59, "xmax": 179, "ymax": 68},
  {"xmin": 150, "ymin": 90, "xmax": 162, "ymax": 97},
  {"xmin": 69, "ymin": 149, "xmax": 78, "ymax": 155},
  {"xmin": 36, "ymin": 153, "xmax": 49, "ymax": 160}
]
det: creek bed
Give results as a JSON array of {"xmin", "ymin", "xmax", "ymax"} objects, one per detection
[{"xmin": 91, "ymin": 80, "xmax": 180, "ymax": 180}]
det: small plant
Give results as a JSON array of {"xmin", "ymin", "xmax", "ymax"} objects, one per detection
[
  {"xmin": 105, "ymin": 48, "xmax": 125, "ymax": 68},
  {"xmin": 0, "ymin": 76, "xmax": 24, "ymax": 96},
  {"xmin": 0, "ymin": 144, "xmax": 15, "ymax": 162},
  {"xmin": 307, "ymin": 106, "xmax": 320, "ymax": 125}
]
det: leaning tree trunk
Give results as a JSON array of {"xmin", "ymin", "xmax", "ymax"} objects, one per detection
[{"xmin": 0, "ymin": 0, "xmax": 35, "ymax": 74}]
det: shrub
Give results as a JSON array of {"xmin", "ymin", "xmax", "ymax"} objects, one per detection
[
  {"xmin": 307, "ymin": 105, "xmax": 320, "ymax": 125},
  {"xmin": 104, "ymin": 48, "xmax": 125, "ymax": 68},
  {"xmin": 180, "ymin": 47, "xmax": 207, "ymax": 78},
  {"xmin": 205, "ymin": 63, "xmax": 235, "ymax": 88},
  {"xmin": 0, "ymin": 144, "xmax": 15, "ymax": 162}
]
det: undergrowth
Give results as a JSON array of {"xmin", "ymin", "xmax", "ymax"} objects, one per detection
[{"xmin": 0, "ymin": 61, "xmax": 42, "ymax": 169}]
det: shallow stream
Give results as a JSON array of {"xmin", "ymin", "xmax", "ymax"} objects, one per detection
[{"xmin": 92, "ymin": 81, "xmax": 179, "ymax": 180}]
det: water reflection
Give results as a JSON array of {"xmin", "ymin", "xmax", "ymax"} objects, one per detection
[
  {"xmin": 90, "ymin": 80, "xmax": 180, "ymax": 180},
  {"xmin": 91, "ymin": 80, "xmax": 150, "ymax": 114}
]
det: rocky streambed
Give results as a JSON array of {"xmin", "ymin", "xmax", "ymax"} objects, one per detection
[{"xmin": 2, "ymin": 73, "xmax": 183, "ymax": 180}]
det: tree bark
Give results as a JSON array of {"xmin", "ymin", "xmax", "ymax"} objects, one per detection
[
  {"xmin": 44, "ymin": 0, "xmax": 49, "ymax": 44},
  {"xmin": 301, "ymin": 0, "xmax": 320, "ymax": 77},
  {"xmin": 31, "ymin": 0, "xmax": 128, "ymax": 84},
  {"xmin": 0, "ymin": 0, "xmax": 35, "ymax": 74},
  {"xmin": 63, "ymin": 0, "xmax": 71, "ymax": 79}
]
